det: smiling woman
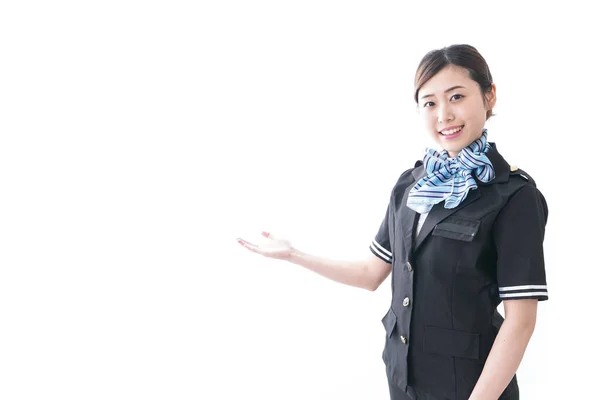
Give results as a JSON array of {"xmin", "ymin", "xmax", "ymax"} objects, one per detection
[
  {"xmin": 414, "ymin": 46, "xmax": 496, "ymax": 158},
  {"xmin": 237, "ymin": 44, "xmax": 548, "ymax": 400}
]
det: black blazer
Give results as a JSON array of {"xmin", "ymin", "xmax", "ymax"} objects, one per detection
[{"xmin": 370, "ymin": 143, "xmax": 548, "ymax": 400}]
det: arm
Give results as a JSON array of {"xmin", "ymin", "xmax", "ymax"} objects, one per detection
[
  {"xmin": 469, "ymin": 300, "xmax": 538, "ymax": 400},
  {"xmin": 288, "ymin": 250, "xmax": 392, "ymax": 291},
  {"xmin": 237, "ymin": 231, "xmax": 392, "ymax": 291},
  {"xmin": 470, "ymin": 183, "xmax": 549, "ymax": 398}
]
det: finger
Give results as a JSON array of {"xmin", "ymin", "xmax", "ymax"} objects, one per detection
[
  {"xmin": 262, "ymin": 231, "xmax": 276, "ymax": 240},
  {"xmin": 239, "ymin": 240, "xmax": 275, "ymax": 257},
  {"xmin": 237, "ymin": 238, "xmax": 259, "ymax": 252}
]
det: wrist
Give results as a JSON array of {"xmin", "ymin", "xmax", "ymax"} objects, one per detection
[{"xmin": 286, "ymin": 247, "xmax": 303, "ymax": 263}]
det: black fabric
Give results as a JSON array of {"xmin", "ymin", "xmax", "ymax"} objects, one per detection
[
  {"xmin": 371, "ymin": 204, "xmax": 394, "ymax": 263},
  {"xmin": 372, "ymin": 143, "xmax": 547, "ymax": 399},
  {"xmin": 432, "ymin": 215, "xmax": 480, "ymax": 242},
  {"xmin": 422, "ymin": 326, "xmax": 479, "ymax": 360},
  {"xmin": 370, "ymin": 168, "xmax": 416, "ymax": 264},
  {"xmin": 388, "ymin": 377, "xmax": 519, "ymax": 400},
  {"xmin": 493, "ymin": 184, "xmax": 549, "ymax": 300}
]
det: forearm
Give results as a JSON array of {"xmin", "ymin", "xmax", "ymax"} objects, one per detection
[
  {"xmin": 469, "ymin": 319, "xmax": 535, "ymax": 400},
  {"xmin": 287, "ymin": 248, "xmax": 374, "ymax": 290}
]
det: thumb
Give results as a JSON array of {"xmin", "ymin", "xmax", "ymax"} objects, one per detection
[{"xmin": 261, "ymin": 231, "xmax": 276, "ymax": 240}]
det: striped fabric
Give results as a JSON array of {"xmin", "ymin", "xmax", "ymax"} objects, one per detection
[
  {"xmin": 370, "ymin": 239, "xmax": 392, "ymax": 263},
  {"xmin": 407, "ymin": 129, "xmax": 495, "ymax": 214},
  {"xmin": 499, "ymin": 284, "xmax": 549, "ymax": 299}
]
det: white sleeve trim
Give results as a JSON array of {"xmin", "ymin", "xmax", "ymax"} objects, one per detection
[
  {"xmin": 372, "ymin": 239, "xmax": 392, "ymax": 256},
  {"xmin": 499, "ymin": 285, "xmax": 547, "ymax": 292},
  {"xmin": 500, "ymin": 291, "xmax": 548, "ymax": 299},
  {"xmin": 499, "ymin": 284, "xmax": 548, "ymax": 299},
  {"xmin": 370, "ymin": 240, "xmax": 392, "ymax": 262}
]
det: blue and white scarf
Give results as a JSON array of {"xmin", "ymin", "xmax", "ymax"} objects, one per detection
[{"xmin": 406, "ymin": 129, "xmax": 495, "ymax": 214}]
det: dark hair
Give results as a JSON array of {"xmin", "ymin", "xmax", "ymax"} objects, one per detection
[{"xmin": 414, "ymin": 44, "xmax": 495, "ymax": 120}]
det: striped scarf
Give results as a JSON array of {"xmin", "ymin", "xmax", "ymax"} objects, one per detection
[{"xmin": 406, "ymin": 129, "xmax": 495, "ymax": 214}]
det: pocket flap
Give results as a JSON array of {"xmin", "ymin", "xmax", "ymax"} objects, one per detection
[
  {"xmin": 423, "ymin": 326, "xmax": 480, "ymax": 360},
  {"xmin": 381, "ymin": 307, "xmax": 397, "ymax": 338},
  {"xmin": 432, "ymin": 216, "xmax": 481, "ymax": 242}
]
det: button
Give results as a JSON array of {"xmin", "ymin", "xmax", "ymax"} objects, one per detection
[
  {"xmin": 400, "ymin": 335, "xmax": 407, "ymax": 344},
  {"xmin": 407, "ymin": 262, "xmax": 413, "ymax": 272},
  {"xmin": 403, "ymin": 297, "xmax": 410, "ymax": 307}
]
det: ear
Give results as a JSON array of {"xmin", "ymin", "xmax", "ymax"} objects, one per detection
[{"xmin": 485, "ymin": 83, "xmax": 497, "ymax": 109}]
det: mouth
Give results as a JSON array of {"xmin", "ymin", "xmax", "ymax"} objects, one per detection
[{"xmin": 438, "ymin": 125, "xmax": 464, "ymax": 139}]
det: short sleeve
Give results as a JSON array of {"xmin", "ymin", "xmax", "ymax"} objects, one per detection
[
  {"xmin": 493, "ymin": 184, "xmax": 549, "ymax": 301},
  {"xmin": 370, "ymin": 203, "xmax": 393, "ymax": 264}
]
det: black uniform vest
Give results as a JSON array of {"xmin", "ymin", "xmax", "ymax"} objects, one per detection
[{"xmin": 380, "ymin": 144, "xmax": 548, "ymax": 399}]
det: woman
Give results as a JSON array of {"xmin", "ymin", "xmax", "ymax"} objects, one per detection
[{"xmin": 237, "ymin": 44, "xmax": 548, "ymax": 400}]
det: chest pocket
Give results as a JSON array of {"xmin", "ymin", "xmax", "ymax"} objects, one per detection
[{"xmin": 432, "ymin": 216, "xmax": 481, "ymax": 242}]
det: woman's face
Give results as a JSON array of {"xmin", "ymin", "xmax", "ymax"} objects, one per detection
[{"xmin": 417, "ymin": 65, "xmax": 496, "ymax": 157}]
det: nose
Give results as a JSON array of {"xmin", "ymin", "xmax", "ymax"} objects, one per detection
[{"xmin": 437, "ymin": 103, "xmax": 454, "ymax": 124}]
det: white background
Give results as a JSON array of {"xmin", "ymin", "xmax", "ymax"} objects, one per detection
[{"xmin": 1, "ymin": 1, "xmax": 598, "ymax": 399}]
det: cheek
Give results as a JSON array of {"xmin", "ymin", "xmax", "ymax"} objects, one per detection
[
  {"xmin": 461, "ymin": 101, "xmax": 486, "ymax": 121},
  {"xmin": 420, "ymin": 111, "xmax": 436, "ymax": 127},
  {"xmin": 454, "ymin": 106, "xmax": 470, "ymax": 120}
]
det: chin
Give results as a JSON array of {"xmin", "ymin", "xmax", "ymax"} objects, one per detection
[{"xmin": 438, "ymin": 145, "xmax": 462, "ymax": 157}]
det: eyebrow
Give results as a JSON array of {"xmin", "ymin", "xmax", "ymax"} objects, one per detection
[{"xmin": 419, "ymin": 85, "xmax": 466, "ymax": 100}]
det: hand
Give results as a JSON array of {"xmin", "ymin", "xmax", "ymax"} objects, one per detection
[{"xmin": 236, "ymin": 231, "xmax": 295, "ymax": 261}]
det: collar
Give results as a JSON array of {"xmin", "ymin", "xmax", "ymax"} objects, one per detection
[
  {"xmin": 411, "ymin": 142, "xmax": 510, "ymax": 185},
  {"xmin": 477, "ymin": 142, "xmax": 510, "ymax": 185}
]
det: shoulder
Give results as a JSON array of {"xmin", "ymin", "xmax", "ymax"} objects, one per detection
[
  {"xmin": 508, "ymin": 165, "xmax": 537, "ymax": 187},
  {"xmin": 390, "ymin": 160, "xmax": 422, "ymax": 192},
  {"xmin": 502, "ymin": 165, "xmax": 548, "ymax": 220},
  {"xmin": 383, "ymin": 160, "xmax": 423, "ymax": 204},
  {"xmin": 506, "ymin": 164, "xmax": 546, "ymax": 203}
]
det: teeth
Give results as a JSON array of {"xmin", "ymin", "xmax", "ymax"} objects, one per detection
[{"xmin": 441, "ymin": 126, "xmax": 463, "ymax": 135}]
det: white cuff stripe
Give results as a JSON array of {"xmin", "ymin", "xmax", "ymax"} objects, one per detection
[
  {"xmin": 370, "ymin": 243, "xmax": 391, "ymax": 262},
  {"xmin": 500, "ymin": 291, "xmax": 548, "ymax": 298},
  {"xmin": 499, "ymin": 285, "xmax": 547, "ymax": 292},
  {"xmin": 372, "ymin": 239, "xmax": 392, "ymax": 256}
]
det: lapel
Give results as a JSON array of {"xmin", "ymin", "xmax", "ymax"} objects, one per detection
[
  {"xmin": 398, "ymin": 164, "xmax": 425, "ymax": 259},
  {"xmin": 398, "ymin": 142, "xmax": 510, "ymax": 255}
]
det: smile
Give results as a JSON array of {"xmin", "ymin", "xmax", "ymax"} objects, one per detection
[{"xmin": 439, "ymin": 125, "xmax": 464, "ymax": 138}]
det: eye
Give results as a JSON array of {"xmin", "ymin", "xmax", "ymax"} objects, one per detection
[
  {"xmin": 450, "ymin": 94, "xmax": 463, "ymax": 101},
  {"xmin": 423, "ymin": 101, "xmax": 434, "ymax": 108}
]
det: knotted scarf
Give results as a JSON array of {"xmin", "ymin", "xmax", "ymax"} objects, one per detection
[{"xmin": 406, "ymin": 129, "xmax": 495, "ymax": 214}]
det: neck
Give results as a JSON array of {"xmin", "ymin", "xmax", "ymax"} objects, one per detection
[{"xmin": 447, "ymin": 129, "xmax": 488, "ymax": 158}]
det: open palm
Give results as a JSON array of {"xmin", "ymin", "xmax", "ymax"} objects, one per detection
[{"xmin": 236, "ymin": 231, "xmax": 294, "ymax": 260}]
